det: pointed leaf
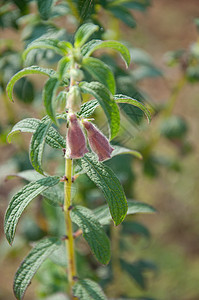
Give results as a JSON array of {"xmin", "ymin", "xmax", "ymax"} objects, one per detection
[
  {"xmin": 7, "ymin": 170, "xmax": 64, "ymax": 206},
  {"xmin": 78, "ymin": 99, "xmax": 99, "ymax": 118},
  {"xmin": 94, "ymin": 200, "xmax": 156, "ymax": 225},
  {"xmin": 73, "ymin": 279, "xmax": 107, "ymax": 300},
  {"xmin": 111, "ymin": 145, "xmax": 142, "ymax": 160},
  {"xmin": 81, "ymin": 153, "xmax": 127, "ymax": 226},
  {"xmin": 71, "ymin": 206, "xmax": 110, "ymax": 264},
  {"xmin": 6, "ymin": 66, "xmax": 56, "ymax": 102},
  {"xmin": 23, "ymin": 39, "xmax": 69, "ymax": 61},
  {"xmin": 7, "ymin": 118, "xmax": 65, "ymax": 149},
  {"xmin": 109, "ymin": 5, "xmax": 136, "ymax": 28},
  {"xmin": 82, "ymin": 57, "xmax": 116, "ymax": 94},
  {"xmin": 74, "ymin": 23, "xmax": 99, "ymax": 48},
  {"xmin": 43, "ymin": 77, "xmax": 60, "ymax": 124},
  {"xmin": 114, "ymin": 94, "xmax": 151, "ymax": 123},
  {"xmin": 29, "ymin": 120, "xmax": 51, "ymax": 174},
  {"xmin": 80, "ymin": 81, "xmax": 120, "ymax": 139},
  {"xmin": 14, "ymin": 238, "xmax": 61, "ymax": 300},
  {"xmin": 81, "ymin": 40, "xmax": 131, "ymax": 67},
  {"xmin": 4, "ymin": 176, "xmax": 60, "ymax": 245}
]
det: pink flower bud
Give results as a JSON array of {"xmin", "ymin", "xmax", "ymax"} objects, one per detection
[
  {"xmin": 67, "ymin": 114, "xmax": 88, "ymax": 159},
  {"xmin": 82, "ymin": 120, "xmax": 114, "ymax": 161}
]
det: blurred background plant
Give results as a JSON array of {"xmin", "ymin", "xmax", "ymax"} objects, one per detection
[{"xmin": 1, "ymin": 1, "xmax": 199, "ymax": 300}]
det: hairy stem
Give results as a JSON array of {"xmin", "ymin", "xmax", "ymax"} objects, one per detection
[{"xmin": 64, "ymin": 158, "xmax": 77, "ymax": 299}]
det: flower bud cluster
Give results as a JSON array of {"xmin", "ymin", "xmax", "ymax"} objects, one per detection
[{"xmin": 66, "ymin": 113, "xmax": 114, "ymax": 161}]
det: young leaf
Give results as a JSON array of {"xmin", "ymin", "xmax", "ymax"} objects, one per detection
[
  {"xmin": 80, "ymin": 81, "xmax": 120, "ymax": 139},
  {"xmin": 81, "ymin": 153, "xmax": 128, "ymax": 226},
  {"xmin": 82, "ymin": 57, "xmax": 116, "ymax": 94},
  {"xmin": 114, "ymin": 94, "xmax": 151, "ymax": 123},
  {"xmin": 74, "ymin": 23, "xmax": 99, "ymax": 48},
  {"xmin": 78, "ymin": 99, "xmax": 99, "ymax": 118},
  {"xmin": 81, "ymin": 40, "xmax": 131, "ymax": 67},
  {"xmin": 94, "ymin": 200, "xmax": 156, "ymax": 226},
  {"xmin": 14, "ymin": 238, "xmax": 61, "ymax": 300},
  {"xmin": 71, "ymin": 206, "xmax": 111, "ymax": 264},
  {"xmin": 29, "ymin": 120, "xmax": 51, "ymax": 174},
  {"xmin": 4, "ymin": 176, "xmax": 60, "ymax": 245},
  {"xmin": 7, "ymin": 118, "xmax": 65, "ymax": 149},
  {"xmin": 37, "ymin": 0, "xmax": 53, "ymax": 20},
  {"xmin": 57, "ymin": 56, "xmax": 71, "ymax": 80},
  {"xmin": 23, "ymin": 39, "xmax": 69, "ymax": 61},
  {"xmin": 73, "ymin": 279, "xmax": 107, "ymax": 300},
  {"xmin": 6, "ymin": 66, "xmax": 56, "ymax": 102},
  {"xmin": 111, "ymin": 145, "xmax": 143, "ymax": 160},
  {"xmin": 43, "ymin": 77, "xmax": 60, "ymax": 124}
]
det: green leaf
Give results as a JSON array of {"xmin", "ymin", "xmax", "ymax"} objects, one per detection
[
  {"xmin": 6, "ymin": 66, "xmax": 56, "ymax": 102},
  {"xmin": 80, "ymin": 81, "xmax": 120, "ymax": 139},
  {"xmin": 4, "ymin": 176, "xmax": 60, "ymax": 245},
  {"xmin": 29, "ymin": 120, "xmax": 51, "ymax": 174},
  {"xmin": 120, "ymin": 259, "xmax": 157, "ymax": 289},
  {"xmin": 14, "ymin": 238, "xmax": 61, "ymax": 300},
  {"xmin": 7, "ymin": 170, "xmax": 64, "ymax": 206},
  {"xmin": 74, "ymin": 23, "xmax": 99, "ymax": 48},
  {"xmin": 94, "ymin": 200, "xmax": 156, "ymax": 225},
  {"xmin": 7, "ymin": 118, "xmax": 65, "ymax": 149},
  {"xmin": 82, "ymin": 57, "xmax": 116, "ymax": 94},
  {"xmin": 121, "ymin": 221, "xmax": 150, "ymax": 239},
  {"xmin": 78, "ymin": 99, "xmax": 99, "ymax": 118},
  {"xmin": 81, "ymin": 40, "xmax": 131, "ymax": 67},
  {"xmin": 73, "ymin": 279, "xmax": 107, "ymax": 300},
  {"xmin": 57, "ymin": 56, "xmax": 71, "ymax": 80},
  {"xmin": 114, "ymin": 94, "xmax": 151, "ymax": 123},
  {"xmin": 71, "ymin": 206, "xmax": 110, "ymax": 264},
  {"xmin": 109, "ymin": 5, "xmax": 136, "ymax": 28},
  {"xmin": 111, "ymin": 145, "xmax": 142, "ymax": 160},
  {"xmin": 23, "ymin": 39, "xmax": 69, "ymax": 61},
  {"xmin": 81, "ymin": 153, "xmax": 127, "ymax": 226},
  {"xmin": 37, "ymin": 0, "xmax": 53, "ymax": 20},
  {"xmin": 43, "ymin": 77, "xmax": 60, "ymax": 124}
]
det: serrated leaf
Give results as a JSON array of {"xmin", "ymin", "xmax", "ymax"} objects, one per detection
[
  {"xmin": 78, "ymin": 99, "xmax": 99, "ymax": 118},
  {"xmin": 6, "ymin": 66, "xmax": 56, "ymax": 102},
  {"xmin": 73, "ymin": 279, "xmax": 107, "ymax": 300},
  {"xmin": 82, "ymin": 57, "xmax": 116, "ymax": 94},
  {"xmin": 29, "ymin": 120, "xmax": 51, "ymax": 174},
  {"xmin": 7, "ymin": 118, "xmax": 65, "ymax": 149},
  {"xmin": 111, "ymin": 145, "xmax": 142, "ymax": 160},
  {"xmin": 94, "ymin": 200, "xmax": 156, "ymax": 226},
  {"xmin": 37, "ymin": 0, "xmax": 53, "ymax": 20},
  {"xmin": 14, "ymin": 238, "xmax": 61, "ymax": 300},
  {"xmin": 114, "ymin": 94, "xmax": 151, "ymax": 123},
  {"xmin": 71, "ymin": 206, "xmax": 110, "ymax": 264},
  {"xmin": 7, "ymin": 170, "xmax": 64, "ymax": 206},
  {"xmin": 23, "ymin": 39, "xmax": 68, "ymax": 61},
  {"xmin": 4, "ymin": 176, "xmax": 60, "ymax": 245},
  {"xmin": 74, "ymin": 23, "xmax": 99, "ymax": 48},
  {"xmin": 43, "ymin": 77, "xmax": 60, "ymax": 124},
  {"xmin": 80, "ymin": 81, "xmax": 120, "ymax": 139},
  {"xmin": 81, "ymin": 40, "xmax": 131, "ymax": 67},
  {"xmin": 81, "ymin": 153, "xmax": 127, "ymax": 226}
]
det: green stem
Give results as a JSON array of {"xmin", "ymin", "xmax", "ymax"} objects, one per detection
[{"xmin": 64, "ymin": 158, "xmax": 77, "ymax": 299}]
